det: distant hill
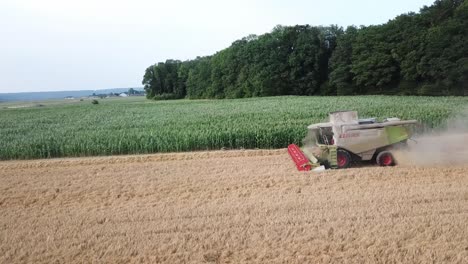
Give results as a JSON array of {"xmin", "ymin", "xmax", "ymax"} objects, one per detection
[{"xmin": 0, "ymin": 88, "xmax": 144, "ymax": 102}]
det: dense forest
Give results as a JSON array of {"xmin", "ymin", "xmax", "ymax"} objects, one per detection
[{"xmin": 143, "ymin": 0, "xmax": 467, "ymax": 99}]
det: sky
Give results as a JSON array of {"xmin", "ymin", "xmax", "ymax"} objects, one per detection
[{"xmin": 0, "ymin": 0, "xmax": 435, "ymax": 93}]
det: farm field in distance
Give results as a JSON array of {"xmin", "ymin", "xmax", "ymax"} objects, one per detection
[
  {"xmin": 1, "ymin": 96, "xmax": 467, "ymax": 160},
  {"xmin": 1, "ymin": 150, "xmax": 467, "ymax": 263}
]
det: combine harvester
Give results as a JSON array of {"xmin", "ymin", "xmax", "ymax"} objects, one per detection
[{"xmin": 288, "ymin": 111, "xmax": 417, "ymax": 171}]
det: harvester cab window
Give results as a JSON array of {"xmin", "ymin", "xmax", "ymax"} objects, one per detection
[{"xmin": 318, "ymin": 127, "xmax": 334, "ymax": 145}]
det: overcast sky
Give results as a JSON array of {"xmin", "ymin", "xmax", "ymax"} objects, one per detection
[{"xmin": 0, "ymin": 0, "xmax": 435, "ymax": 93}]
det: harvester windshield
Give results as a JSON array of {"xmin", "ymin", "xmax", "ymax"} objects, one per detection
[{"xmin": 303, "ymin": 124, "xmax": 334, "ymax": 146}]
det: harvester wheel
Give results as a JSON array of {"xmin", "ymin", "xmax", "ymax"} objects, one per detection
[
  {"xmin": 337, "ymin": 149, "xmax": 352, "ymax": 169},
  {"xmin": 376, "ymin": 151, "xmax": 395, "ymax": 166}
]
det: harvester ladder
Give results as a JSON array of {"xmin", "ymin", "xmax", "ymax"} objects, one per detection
[{"xmin": 329, "ymin": 146, "xmax": 338, "ymax": 169}]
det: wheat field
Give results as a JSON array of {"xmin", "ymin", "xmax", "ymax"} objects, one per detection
[{"xmin": 1, "ymin": 150, "xmax": 468, "ymax": 263}]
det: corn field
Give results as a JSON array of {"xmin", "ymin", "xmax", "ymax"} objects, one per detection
[{"xmin": 0, "ymin": 96, "xmax": 467, "ymax": 160}]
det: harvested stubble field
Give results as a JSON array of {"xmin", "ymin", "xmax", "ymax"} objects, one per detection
[{"xmin": 1, "ymin": 150, "xmax": 468, "ymax": 263}]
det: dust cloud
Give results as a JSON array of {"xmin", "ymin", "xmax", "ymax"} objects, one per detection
[{"xmin": 395, "ymin": 109, "xmax": 468, "ymax": 167}]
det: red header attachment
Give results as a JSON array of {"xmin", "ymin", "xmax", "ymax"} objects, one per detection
[{"xmin": 287, "ymin": 144, "xmax": 312, "ymax": 171}]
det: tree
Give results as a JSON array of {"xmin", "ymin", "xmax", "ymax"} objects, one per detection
[
  {"xmin": 142, "ymin": 0, "xmax": 467, "ymax": 98},
  {"xmin": 329, "ymin": 26, "xmax": 357, "ymax": 95}
]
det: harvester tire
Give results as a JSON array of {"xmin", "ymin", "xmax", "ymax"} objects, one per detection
[
  {"xmin": 337, "ymin": 149, "xmax": 352, "ymax": 169},
  {"xmin": 376, "ymin": 151, "xmax": 395, "ymax": 166}
]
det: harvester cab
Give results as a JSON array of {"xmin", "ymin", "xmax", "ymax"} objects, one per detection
[{"xmin": 288, "ymin": 111, "xmax": 417, "ymax": 171}]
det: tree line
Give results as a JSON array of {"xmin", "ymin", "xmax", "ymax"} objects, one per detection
[{"xmin": 143, "ymin": 0, "xmax": 467, "ymax": 99}]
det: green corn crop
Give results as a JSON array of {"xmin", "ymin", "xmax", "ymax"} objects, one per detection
[{"xmin": 0, "ymin": 96, "xmax": 467, "ymax": 160}]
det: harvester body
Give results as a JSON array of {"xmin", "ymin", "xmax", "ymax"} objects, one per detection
[{"xmin": 289, "ymin": 111, "xmax": 417, "ymax": 170}]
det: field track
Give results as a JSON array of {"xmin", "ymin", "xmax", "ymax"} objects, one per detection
[{"xmin": 1, "ymin": 149, "xmax": 468, "ymax": 263}]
